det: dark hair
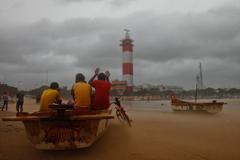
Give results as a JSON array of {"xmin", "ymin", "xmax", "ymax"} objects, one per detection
[
  {"xmin": 50, "ymin": 82, "xmax": 59, "ymax": 89},
  {"xmin": 76, "ymin": 73, "xmax": 85, "ymax": 82},
  {"xmin": 97, "ymin": 73, "xmax": 106, "ymax": 80}
]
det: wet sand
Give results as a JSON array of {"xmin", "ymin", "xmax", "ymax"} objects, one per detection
[{"xmin": 0, "ymin": 98, "xmax": 240, "ymax": 160}]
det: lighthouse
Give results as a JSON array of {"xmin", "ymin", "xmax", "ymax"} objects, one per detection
[{"xmin": 120, "ymin": 29, "xmax": 134, "ymax": 93}]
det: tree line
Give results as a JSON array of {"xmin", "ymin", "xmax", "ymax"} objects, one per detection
[{"xmin": 133, "ymin": 87, "xmax": 240, "ymax": 99}]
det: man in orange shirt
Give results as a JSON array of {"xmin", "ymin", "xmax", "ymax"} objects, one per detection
[
  {"xmin": 71, "ymin": 73, "xmax": 92, "ymax": 109},
  {"xmin": 40, "ymin": 82, "xmax": 62, "ymax": 112}
]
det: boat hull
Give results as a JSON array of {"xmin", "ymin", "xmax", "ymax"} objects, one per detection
[
  {"xmin": 171, "ymin": 103, "xmax": 223, "ymax": 113},
  {"xmin": 171, "ymin": 96, "xmax": 226, "ymax": 113},
  {"xmin": 25, "ymin": 119, "xmax": 110, "ymax": 150},
  {"xmin": 3, "ymin": 113, "xmax": 114, "ymax": 150}
]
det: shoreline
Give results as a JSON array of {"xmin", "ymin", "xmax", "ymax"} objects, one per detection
[{"xmin": 0, "ymin": 98, "xmax": 240, "ymax": 160}]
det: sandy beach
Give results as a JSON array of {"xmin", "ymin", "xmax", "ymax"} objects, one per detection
[{"xmin": 1, "ymin": 98, "xmax": 240, "ymax": 160}]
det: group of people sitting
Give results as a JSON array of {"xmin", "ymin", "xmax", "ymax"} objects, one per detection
[{"xmin": 39, "ymin": 68, "xmax": 111, "ymax": 112}]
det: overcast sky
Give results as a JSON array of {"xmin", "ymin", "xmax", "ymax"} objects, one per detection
[{"xmin": 0, "ymin": 0, "xmax": 240, "ymax": 90}]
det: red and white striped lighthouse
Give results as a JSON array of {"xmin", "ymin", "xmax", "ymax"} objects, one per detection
[{"xmin": 120, "ymin": 29, "xmax": 134, "ymax": 93}]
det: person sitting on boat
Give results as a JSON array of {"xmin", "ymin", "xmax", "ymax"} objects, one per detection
[
  {"xmin": 89, "ymin": 68, "xmax": 111, "ymax": 110},
  {"xmin": 40, "ymin": 82, "xmax": 62, "ymax": 112},
  {"xmin": 71, "ymin": 73, "xmax": 92, "ymax": 109}
]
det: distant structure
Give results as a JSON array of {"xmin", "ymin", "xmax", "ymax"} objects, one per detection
[
  {"xmin": 111, "ymin": 80, "xmax": 127, "ymax": 96},
  {"xmin": 0, "ymin": 84, "xmax": 18, "ymax": 97},
  {"xmin": 120, "ymin": 29, "xmax": 134, "ymax": 94},
  {"xmin": 158, "ymin": 85, "xmax": 184, "ymax": 93},
  {"xmin": 196, "ymin": 62, "xmax": 204, "ymax": 89}
]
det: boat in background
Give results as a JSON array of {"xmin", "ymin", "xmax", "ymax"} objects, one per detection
[{"xmin": 171, "ymin": 95, "xmax": 226, "ymax": 113}]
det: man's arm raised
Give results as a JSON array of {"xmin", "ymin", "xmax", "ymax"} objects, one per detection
[
  {"xmin": 105, "ymin": 70, "xmax": 111, "ymax": 82},
  {"xmin": 88, "ymin": 68, "xmax": 100, "ymax": 84}
]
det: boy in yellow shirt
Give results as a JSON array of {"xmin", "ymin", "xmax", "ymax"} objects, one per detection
[
  {"xmin": 71, "ymin": 73, "xmax": 92, "ymax": 108},
  {"xmin": 40, "ymin": 82, "xmax": 62, "ymax": 112}
]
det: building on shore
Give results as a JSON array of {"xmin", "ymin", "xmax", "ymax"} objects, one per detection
[
  {"xmin": 111, "ymin": 80, "xmax": 128, "ymax": 96},
  {"xmin": 0, "ymin": 84, "xmax": 18, "ymax": 97},
  {"xmin": 159, "ymin": 85, "xmax": 184, "ymax": 93}
]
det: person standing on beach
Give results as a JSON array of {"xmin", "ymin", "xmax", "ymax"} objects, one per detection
[
  {"xmin": 1, "ymin": 91, "xmax": 9, "ymax": 111},
  {"xmin": 71, "ymin": 73, "xmax": 92, "ymax": 109},
  {"xmin": 0, "ymin": 95, "xmax": 2, "ymax": 110},
  {"xmin": 40, "ymin": 82, "xmax": 62, "ymax": 112},
  {"xmin": 16, "ymin": 91, "xmax": 24, "ymax": 113},
  {"xmin": 89, "ymin": 68, "xmax": 111, "ymax": 110}
]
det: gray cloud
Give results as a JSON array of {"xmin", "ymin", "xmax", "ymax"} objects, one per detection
[
  {"xmin": 0, "ymin": 4, "xmax": 240, "ymax": 89},
  {"xmin": 57, "ymin": 0, "xmax": 135, "ymax": 7}
]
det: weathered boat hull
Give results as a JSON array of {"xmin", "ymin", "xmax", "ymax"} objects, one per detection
[
  {"xmin": 171, "ymin": 103, "xmax": 224, "ymax": 113},
  {"xmin": 171, "ymin": 96, "xmax": 226, "ymax": 113},
  {"xmin": 3, "ymin": 113, "xmax": 114, "ymax": 150}
]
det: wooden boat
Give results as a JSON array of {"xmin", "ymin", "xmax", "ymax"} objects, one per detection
[
  {"xmin": 2, "ymin": 98, "xmax": 131, "ymax": 150},
  {"xmin": 171, "ymin": 95, "xmax": 226, "ymax": 113},
  {"xmin": 2, "ymin": 104, "xmax": 114, "ymax": 150}
]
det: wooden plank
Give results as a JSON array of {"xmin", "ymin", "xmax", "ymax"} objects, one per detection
[
  {"xmin": 70, "ymin": 114, "xmax": 114, "ymax": 120},
  {"xmin": 2, "ymin": 114, "xmax": 114, "ymax": 121},
  {"xmin": 2, "ymin": 116, "xmax": 40, "ymax": 121}
]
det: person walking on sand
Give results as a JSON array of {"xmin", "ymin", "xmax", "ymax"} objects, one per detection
[
  {"xmin": 71, "ymin": 73, "xmax": 92, "ymax": 109},
  {"xmin": 0, "ymin": 95, "xmax": 2, "ymax": 110},
  {"xmin": 88, "ymin": 68, "xmax": 111, "ymax": 110},
  {"xmin": 40, "ymin": 82, "xmax": 62, "ymax": 112},
  {"xmin": 1, "ymin": 91, "xmax": 9, "ymax": 111},
  {"xmin": 16, "ymin": 91, "xmax": 24, "ymax": 113}
]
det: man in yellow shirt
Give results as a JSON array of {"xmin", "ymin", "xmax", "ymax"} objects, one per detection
[
  {"xmin": 71, "ymin": 73, "xmax": 92, "ymax": 108},
  {"xmin": 40, "ymin": 82, "xmax": 62, "ymax": 112}
]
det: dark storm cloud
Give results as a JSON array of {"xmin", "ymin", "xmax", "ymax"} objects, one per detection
[
  {"xmin": 0, "ymin": 16, "xmax": 123, "ymax": 85},
  {"xmin": 0, "ymin": 4, "xmax": 240, "ymax": 88},
  {"xmin": 131, "ymin": 6, "xmax": 240, "ymax": 63}
]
